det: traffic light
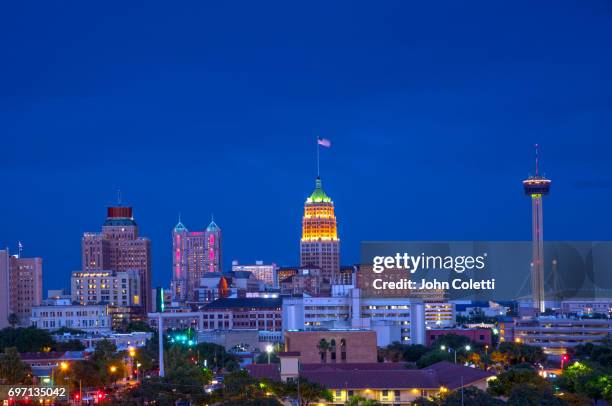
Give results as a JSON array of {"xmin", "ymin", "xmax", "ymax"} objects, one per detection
[
  {"xmin": 74, "ymin": 393, "xmax": 80, "ymax": 400},
  {"xmin": 561, "ymin": 354, "xmax": 569, "ymax": 362}
]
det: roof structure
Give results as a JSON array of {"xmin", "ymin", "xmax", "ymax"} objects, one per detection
[
  {"xmin": 306, "ymin": 177, "xmax": 332, "ymax": 204},
  {"xmin": 246, "ymin": 361, "xmax": 495, "ymax": 390},
  {"xmin": 204, "ymin": 297, "xmax": 282, "ymax": 310}
]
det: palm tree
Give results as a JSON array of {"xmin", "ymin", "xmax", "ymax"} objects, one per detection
[{"xmin": 317, "ymin": 339, "xmax": 330, "ymax": 363}]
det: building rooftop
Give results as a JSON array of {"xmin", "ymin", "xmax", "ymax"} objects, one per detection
[
  {"xmin": 306, "ymin": 177, "xmax": 332, "ymax": 204},
  {"xmin": 246, "ymin": 361, "xmax": 494, "ymax": 390},
  {"xmin": 204, "ymin": 297, "xmax": 282, "ymax": 309}
]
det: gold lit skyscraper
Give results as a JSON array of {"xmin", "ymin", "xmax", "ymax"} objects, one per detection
[{"xmin": 300, "ymin": 177, "xmax": 340, "ymax": 284}]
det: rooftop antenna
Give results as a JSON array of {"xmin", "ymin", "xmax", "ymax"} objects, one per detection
[
  {"xmin": 17, "ymin": 241, "xmax": 23, "ymax": 259},
  {"xmin": 117, "ymin": 189, "xmax": 122, "ymax": 205},
  {"xmin": 178, "ymin": 212, "xmax": 182, "ymax": 223}
]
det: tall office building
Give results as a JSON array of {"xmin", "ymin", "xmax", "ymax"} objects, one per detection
[
  {"xmin": 523, "ymin": 145, "xmax": 551, "ymax": 313},
  {"xmin": 300, "ymin": 177, "xmax": 340, "ymax": 284},
  {"xmin": 0, "ymin": 248, "xmax": 43, "ymax": 328},
  {"xmin": 171, "ymin": 217, "xmax": 222, "ymax": 302},
  {"xmin": 82, "ymin": 206, "xmax": 152, "ymax": 312}
]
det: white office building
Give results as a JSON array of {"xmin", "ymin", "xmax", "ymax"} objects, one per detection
[
  {"xmin": 282, "ymin": 288, "xmax": 428, "ymax": 345},
  {"xmin": 31, "ymin": 299, "xmax": 111, "ymax": 333}
]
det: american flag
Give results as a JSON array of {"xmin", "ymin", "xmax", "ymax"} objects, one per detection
[{"xmin": 317, "ymin": 137, "xmax": 331, "ymax": 148}]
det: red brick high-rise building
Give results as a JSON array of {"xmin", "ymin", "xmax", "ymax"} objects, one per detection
[
  {"xmin": 82, "ymin": 206, "xmax": 152, "ymax": 312},
  {"xmin": 0, "ymin": 248, "xmax": 43, "ymax": 328},
  {"xmin": 300, "ymin": 177, "xmax": 340, "ymax": 285}
]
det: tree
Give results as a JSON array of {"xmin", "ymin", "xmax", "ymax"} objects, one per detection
[
  {"xmin": 440, "ymin": 386, "xmax": 504, "ymax": 406},
  {"xmin": 91, "ymin": 339, "xmax": 126, "ymax": 385},
  {"xmin": 378, "ymin": 342, "xmax": 429, "ymax": 363},
  {"xmin": 0, "ymin": 326, "xmax": 54, "ymax": 353},
  {"xmin": 280, "ymin": 377, "xmax": 332, "ymax": 406},
  {"xmin": 55, "ymin": 339, "xmax": 85, "ymax": 352},
  {"xmin": 506, "ymin": 384, "xmax": 563, "ymax": 406},
  {"xmin": 0, "ymin": 347, "xmax": 32, "ymax": 384},
  {"xmin": 497, "ymin": 342, "xmax": 545, "ymax": 365},
  {"xmin": 195, "ymin": 342, "xmax": 240, "ymax": 371},
  {"xmin": 223, "ymin": 370, "xmax": 264, "ymax": 401},
  {"xmin": 7, "ymin": 313, "xmax": 19, "ymax": 328},
  {"xmin": 317, "ymin": 339, "xmax": 330, "ymax": 363},
  {"xmin": 558, "ymin": 361, "xmax": 612, "ymax": 401},
  {"xmin": 164, "ymin": 345, "xmax": 212, "ymax": 388},
  {"xmin": 120, "ymin": 320, "xmax": 154, "ymax": 333},
  {"xmin": 432, "ymin": 334, "xmax": 472, "ymax": 350},
  {"xmin": 411, "ymin": 397, "xmax": 438, "ymax": 406},
  {"xmin": 487, "ymin": 368, "xmax": 549, "ymax": 397},
  {"xmin": 345, "ymin": 395, "xmax": 381, "ymax": 405},
  {"xmin": 489, "ymin": 350, "xmax": 509, "ymax": 367},
  {"xmin": 416, "ymin": 350, "xmax": 452, "ymax": 368}
]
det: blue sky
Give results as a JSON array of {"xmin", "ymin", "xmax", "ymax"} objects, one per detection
[{"xmin": 1, "ymin": 1, "xmax": 612, "ymax": 291}]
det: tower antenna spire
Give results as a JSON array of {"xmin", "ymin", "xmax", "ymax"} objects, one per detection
[
  {"xmin": 535, "ymin": 144, "xmax": 539, "ymax": 176},
  {"xmin": 117, "ymin": 189, "xmax": 122, "ymax": 205}
]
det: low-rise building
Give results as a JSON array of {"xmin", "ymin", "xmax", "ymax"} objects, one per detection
[
  {"xmin": 282, "ymin": 287, "xmax": 426, "ymax": 345},
  {"xmin": 202, "ymin": 297, "xmax": 282, "ymax": 331},
  {"xmin": 425, "ymin": 327, "xmax": 493, "ymax": 347},
  {"xmin": 247, "ymin": 356, "xmax": 495, "ymax": 405},
  {"xmin": 30, "ymin": 300, "xmax": 111, "ymax": 333},
  {"xmin": 232, "ymin": 260, "xmax": 278, "ymax": 287},
  {"xmin": 284, "ymin": 330, "xmax": 377, "ymax": 363},
  {"xmin": 52, "ymin": 331, "xmax": 152, "ymax": 351},
  {"xmin": 561, "ymin": 299, "xmax": 612, "ymax": 316}
]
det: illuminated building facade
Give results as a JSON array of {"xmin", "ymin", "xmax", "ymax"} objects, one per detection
[
  {"xmin": 82, "ymin": 206, "xmax": 152, "ymax": 312},
  {"xmin": 523, "ymin": 145, "xmax": 551, "ymax": 313},
  {"xmin": 300, "ymin": 177, "xmax": 340, "ymax": 284},
  {"xmin": 171, "ymin": 217, "xmax": 222, "ymax": 302},
  {"xmin": 71, "ymin": 269, "xmax": 141, "ymax": 307}
]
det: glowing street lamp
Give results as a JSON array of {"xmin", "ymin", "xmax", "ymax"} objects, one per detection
[
  {"xmin": 266, "ymin": 344, "xmax": 274, "ymax": 364},
  {"xmin": 440, "ymin": 345, "xmax": 471, "ymax": 364},
  {"xmin": 60, "ymin": 362, "xmax": 69, "ymax": 371}
]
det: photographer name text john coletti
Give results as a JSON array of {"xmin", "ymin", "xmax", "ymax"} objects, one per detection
[{"xmin": 372, "ymin": 278, "xmax": 496, "ymax": 290}]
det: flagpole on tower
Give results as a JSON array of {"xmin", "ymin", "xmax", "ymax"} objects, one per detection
[{"xmin": 317, "ymin": 138, "xmax": 320, "ymax": 177}]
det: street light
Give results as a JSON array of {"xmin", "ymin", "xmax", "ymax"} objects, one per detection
[
  {"xmin": 60, "ymin": 362, "xmax": 69, "ymax": 371},
  {"xmin": 266, "ymin": 344, "xmax": 274, "ymax": 364},
  {"xmin": 440, "ymin": 345, "xmax": 472, "ymax": 364}
]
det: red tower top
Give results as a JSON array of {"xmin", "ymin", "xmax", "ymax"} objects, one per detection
[{"xmin": 107, "ymin": 206, "xmax": 133, "ymax": 219}]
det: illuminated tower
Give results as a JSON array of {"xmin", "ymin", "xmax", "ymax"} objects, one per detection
[
  {"xmin": 522, "ymin": 145, "xmax": 551, "ymax": 313},
  {"xmin": 171, "ymin": 217, "xmax": 189, "ymax": 302},
  {"xmin": 300, "ymin": 177, "xmax": 340, "ymax": 284},
  {"xmin": 171, "ymin": 216, "xmax": 222, "ymax": 303}
]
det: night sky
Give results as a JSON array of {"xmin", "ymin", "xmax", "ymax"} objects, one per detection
[{"xmin": 2, "ymin": 1, "xmax": 612, "ymax": 292}]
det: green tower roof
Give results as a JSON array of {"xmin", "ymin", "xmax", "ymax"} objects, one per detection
[{"xmin": 306, "ymin": 177, "xmax": 332, "ymax": 203}]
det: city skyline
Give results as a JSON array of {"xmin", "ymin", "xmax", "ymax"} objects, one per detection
[{"xmin": 2, "ymin": 2, "xmax": 612, "ymax": 292}]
